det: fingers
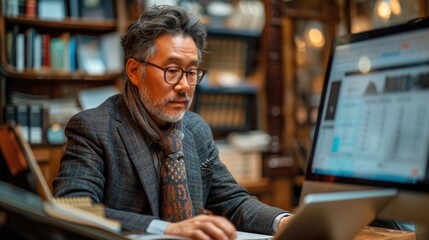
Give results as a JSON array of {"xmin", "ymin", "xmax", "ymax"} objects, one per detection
[
  {"xmin": 200, "ymin": 216, "xmax": 236, "ymax": 240},
  {"xmin": 165, "ymin": 215, "xmax": 237, "ymax": 240}
]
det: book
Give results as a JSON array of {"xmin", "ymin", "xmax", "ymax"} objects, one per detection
[
  {"xmin": 61, "ymin": 32, "xmax": 70, "ymax": 72},
  {"xmin": 52, "ymin": 196, "xmax": 105, "ymax": 217},
  {"xmin": 217, "ymin": 142, "xmax": 262, "ymax": 182},
  {"xmin": 28, "ymin": 104, "xmax": 44, "ymax": 144},
  {"xmin": 78, "ymin": 85, "xmax": 120, "ymax": 110},
  {"xmin": 80, "ymin": 0, "xmax": 114, "ymax": 19},
  {"xmin": 100, "ymin": 32, "xmax": 123, "ymax": 73},
  {"xmin": 18, "ymin": 0, "xmax": 25, "ymax": 14},
  {"xmin": 16, "ymin": 33, "xmax": 25, "ymax": 72},
  {"xmin": 5, "ymin": 0, "xmax": 19, "ymax": 17},
  {"xmin": 33, "ymin": 33, "xmax": 42, "ymax": 69},
  {"xmin": 50, "ymin": 32, "xmax": 70, "ymax": 72},
  {"xmin": 41, "ymin": 34, "xmax": 51, "ymax": 69},
  {"xmin": 77, "ymin": 35, "xmax": 105, "ymax": 74},
  {"xmin": 25, "ymin": 0, "xmax": 37, "ymax": 17},
  {"xmin": 6, "ymin": 29, "xmax": 15, "ymax": 66},
  {"xmin": 3, "ymin": 104, "xmax": 16, "ymax": 125},
  {"xmin": 25, "ymin": 27, "xmax": 35, "ymax": 69},
  {"xmin": 15, "ymin": 105, "xmax": 29, "ymax": 141},
  {"xmin": 38, "ymin": 0, "xmax": 65, "ymax": 20},
  {"xmin": 43, "ymin": 201, "xmax": 121, "ymax": 233},
  {"xmin": 68, "ymin": 35, "xmax": 77, "ymax": 72},
  {"xmin": 68, "ymin": 0, "xmax": 80, "ymax": 18}
]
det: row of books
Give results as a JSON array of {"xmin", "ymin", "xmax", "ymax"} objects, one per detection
[
  {"xmin": 193, "ymin": 84, "xmax": 259, "ymax": 135},
  {"xmin": 3, "ymin": 93, "xmax": 80, "ymax": 145},
  {"xmin": 217, "ymin": 142, "xmax": 263, "ymax": 182},
  {"xmin": 3, "ymin": 104, "xmax": 50, "ymax": 145},
  {"xmin": 3, "ymin": 0, "xmax": 114, "ymax": 20},
  {"xmin": 205, "ymin": 38, "xmax": 247, "ymax": 77},
  {"xmin": 6, "ymin": 25, "xmax": 123, "ymax": 74},
  {"xmin": 3, "ymin": 86, "xmax": 120, "ymax": 145},
  {"xmin": 196, "ymin": 93, "xmax": 249, "ymax": 129}
]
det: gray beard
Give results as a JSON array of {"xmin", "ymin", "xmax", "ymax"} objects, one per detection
[{"xmin": 139, "ymin": 85, "xmax": 192, "ymax": 123}]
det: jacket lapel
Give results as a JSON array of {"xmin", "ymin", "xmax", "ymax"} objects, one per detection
[
  {"xmin": 116, "ymin": 96, "xmax": 160, "ymax": 217},
  {"xmin": 182, "ymin": 128, "xmax": 203, "ymax": 213}
]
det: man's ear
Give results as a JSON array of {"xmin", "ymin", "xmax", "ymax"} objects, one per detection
[{"xmin": 126, "ymin": 58, "xmax": 142, "ymax": 86}]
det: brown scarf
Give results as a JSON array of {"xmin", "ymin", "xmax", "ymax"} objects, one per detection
[{"xmin": 124, "ymin": 81, "xmax": 194, "ymax": 221}]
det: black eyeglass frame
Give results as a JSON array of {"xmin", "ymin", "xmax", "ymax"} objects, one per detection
[{"xmin": 136, "ymin": 59, "xmax": 207, "ymax": 86}]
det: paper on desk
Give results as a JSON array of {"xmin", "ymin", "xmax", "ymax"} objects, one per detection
[
  {"xmin": 236, "ymin": 231, "xmax": 273, "ymax": 240},
  {"xmin": 126, "ymin": 234, "xmax": 188, "ymax": 239},
  {"xmin": 126, "ymin": 231, "xmax": 272, "ymax": 240}
]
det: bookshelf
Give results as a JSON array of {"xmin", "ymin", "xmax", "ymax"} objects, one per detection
[
  {"xmin": 186, "ymin": 22, "xmax": 263, "ymax": 141},
  {"xmin": 0, "ymin": 0, "xmax": 126, "ymax": 137},
  {"xmin": 205, "ymin": 27, "xmax": 261, "ymax": 78},
  {"xmin": 193, "ymin": 84, "xmax": 258, "ymax": 140},
  {"xmin": 0, "ymin": 0, "xmax": 127, "ymax": 188}
]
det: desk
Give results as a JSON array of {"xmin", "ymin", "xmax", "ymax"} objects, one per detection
[{"xmin": 354, "ymin": 226, "xmax": 415, "ymax": 240}]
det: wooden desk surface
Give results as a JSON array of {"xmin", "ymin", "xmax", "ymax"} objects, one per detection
[{"xmin": 354, "ymin": 226, "xmax": 415, "ymax": 240}]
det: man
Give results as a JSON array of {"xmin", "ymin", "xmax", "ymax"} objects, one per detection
[{"xmin": 53, "ymin": 5, "xmax": 291, "ymax": 240}]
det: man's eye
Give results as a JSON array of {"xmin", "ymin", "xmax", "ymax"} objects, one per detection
[
  {"xmin": 188, "ymin": 70, "xmax": 198, "ymax": 76},
  {"xmin": 166, "ymin": 68, "xmax": 180, "ymax": 74}
]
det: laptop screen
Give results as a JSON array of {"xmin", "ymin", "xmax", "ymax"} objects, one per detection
[{"xmin": 307, "ymin": 19, "xmax": 429, "ymax": 192}]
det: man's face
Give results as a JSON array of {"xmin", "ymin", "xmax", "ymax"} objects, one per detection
[{"xmin": 137, "ymin": 34, "xmax": 199, "ymax": 126}]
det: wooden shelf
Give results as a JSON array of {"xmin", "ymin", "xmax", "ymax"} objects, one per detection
[
  {"xmin": 0, "ymin": 65, "xmax": 122, "ymax": 82},
  {"xmin": 4, "ymin": 16, "xmax": 117, "ymax": 33}
]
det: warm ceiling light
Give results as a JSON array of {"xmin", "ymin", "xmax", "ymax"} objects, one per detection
[
  {"xmin": 377, "ymin": 0, "xmax": 392, "ymax": 20},
  {"xmin": 307, "ymin": 28, "xmax": 325, "ymax": 48}
]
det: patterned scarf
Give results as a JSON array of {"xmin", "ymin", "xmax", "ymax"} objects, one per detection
[{"xmin": 123, "ymin": 81, "xmax": 194, "ymax": 222}]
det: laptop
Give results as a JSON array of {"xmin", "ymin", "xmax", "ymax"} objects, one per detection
[{"xmin": 274, "ymin": 17, "xmax": 429, "ymax": 240}]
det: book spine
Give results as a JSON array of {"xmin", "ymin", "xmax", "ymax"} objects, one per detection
[
  {"xmin": 3, "ymin": 104, "xmax": 16, "ymax": 125},
  {"xmin": 6, "ymin": 30, "xmax": 15, "ymax": 66},
  {"xmin": 25, "ymin": 0, "xmax": 37, "ymax": 17},
  {"xmin": 25, "ymin": 27, "xmax": 35, "ymax": 69},
  {"xmin": 33, "ymin": 33, "xmax": 42, "ymax": 69},
  {"xmin": 16, "ymin": 33, "xmax": 25, "ymax": 72},
  {"xmin": 29, "ymin": 105, "xmax": 43, "ymax": 144},
  {"xmin": 69, "ymin": 35, "xmax": 77, "ymax": 72},
  {"xmin": 6, "ymin": 0, "xmax": 19, "ymax": 17},
  {"xmin": 15, "ymin": 105, "xmax": 29, "ymax": 141},
  {"xmin": 68, "ymin": 0, "xmax": 80, "ymax": 18},
  {"xmin": 41, "ymin": 34, "xmax": 51, "ymax": 69}
]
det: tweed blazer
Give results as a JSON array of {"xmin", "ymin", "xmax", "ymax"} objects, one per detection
[{"xmin": 53, "ymin": 94, "xmax": 286, "ymax": 233}]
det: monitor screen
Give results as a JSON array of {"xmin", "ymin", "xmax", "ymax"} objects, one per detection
[
  {"xmin": 307, "ymin": 18, "xmax": 429, "ymax": 192},
  {"xmin": 299, "ymin": 18, "xmax": 429, "ymax": 239}
]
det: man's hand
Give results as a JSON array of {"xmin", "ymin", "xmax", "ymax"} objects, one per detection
[
  {"xmin": 277, "ymin": 215, "xmax": 294, "ymax": 232},
  {"xmin": 165, "ymin": 215, "xmax": 237, "ymax": 240}
]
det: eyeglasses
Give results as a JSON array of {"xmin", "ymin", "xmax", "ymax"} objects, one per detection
[{"xmin": 137, "ymin": 59, "xmax": 207, "ymax": 86}]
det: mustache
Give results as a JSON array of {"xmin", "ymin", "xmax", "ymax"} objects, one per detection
[{"xmin": 164, "ymin": 92, "xmax": 190, "ymax": 103}]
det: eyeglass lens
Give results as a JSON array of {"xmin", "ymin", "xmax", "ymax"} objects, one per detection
[{"xmin": 164, "ymin": 67, "xmax": 204, "ymax": 85}]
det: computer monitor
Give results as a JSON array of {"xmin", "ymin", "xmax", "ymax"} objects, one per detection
[{"xmin": 299, "ymin": 18, "xmax": 429, "ymax": 239}]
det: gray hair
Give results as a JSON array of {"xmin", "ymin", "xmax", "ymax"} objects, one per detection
[{"xmin": 120, "ymin": 5, "xmax": 207, "ymax": 63}]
